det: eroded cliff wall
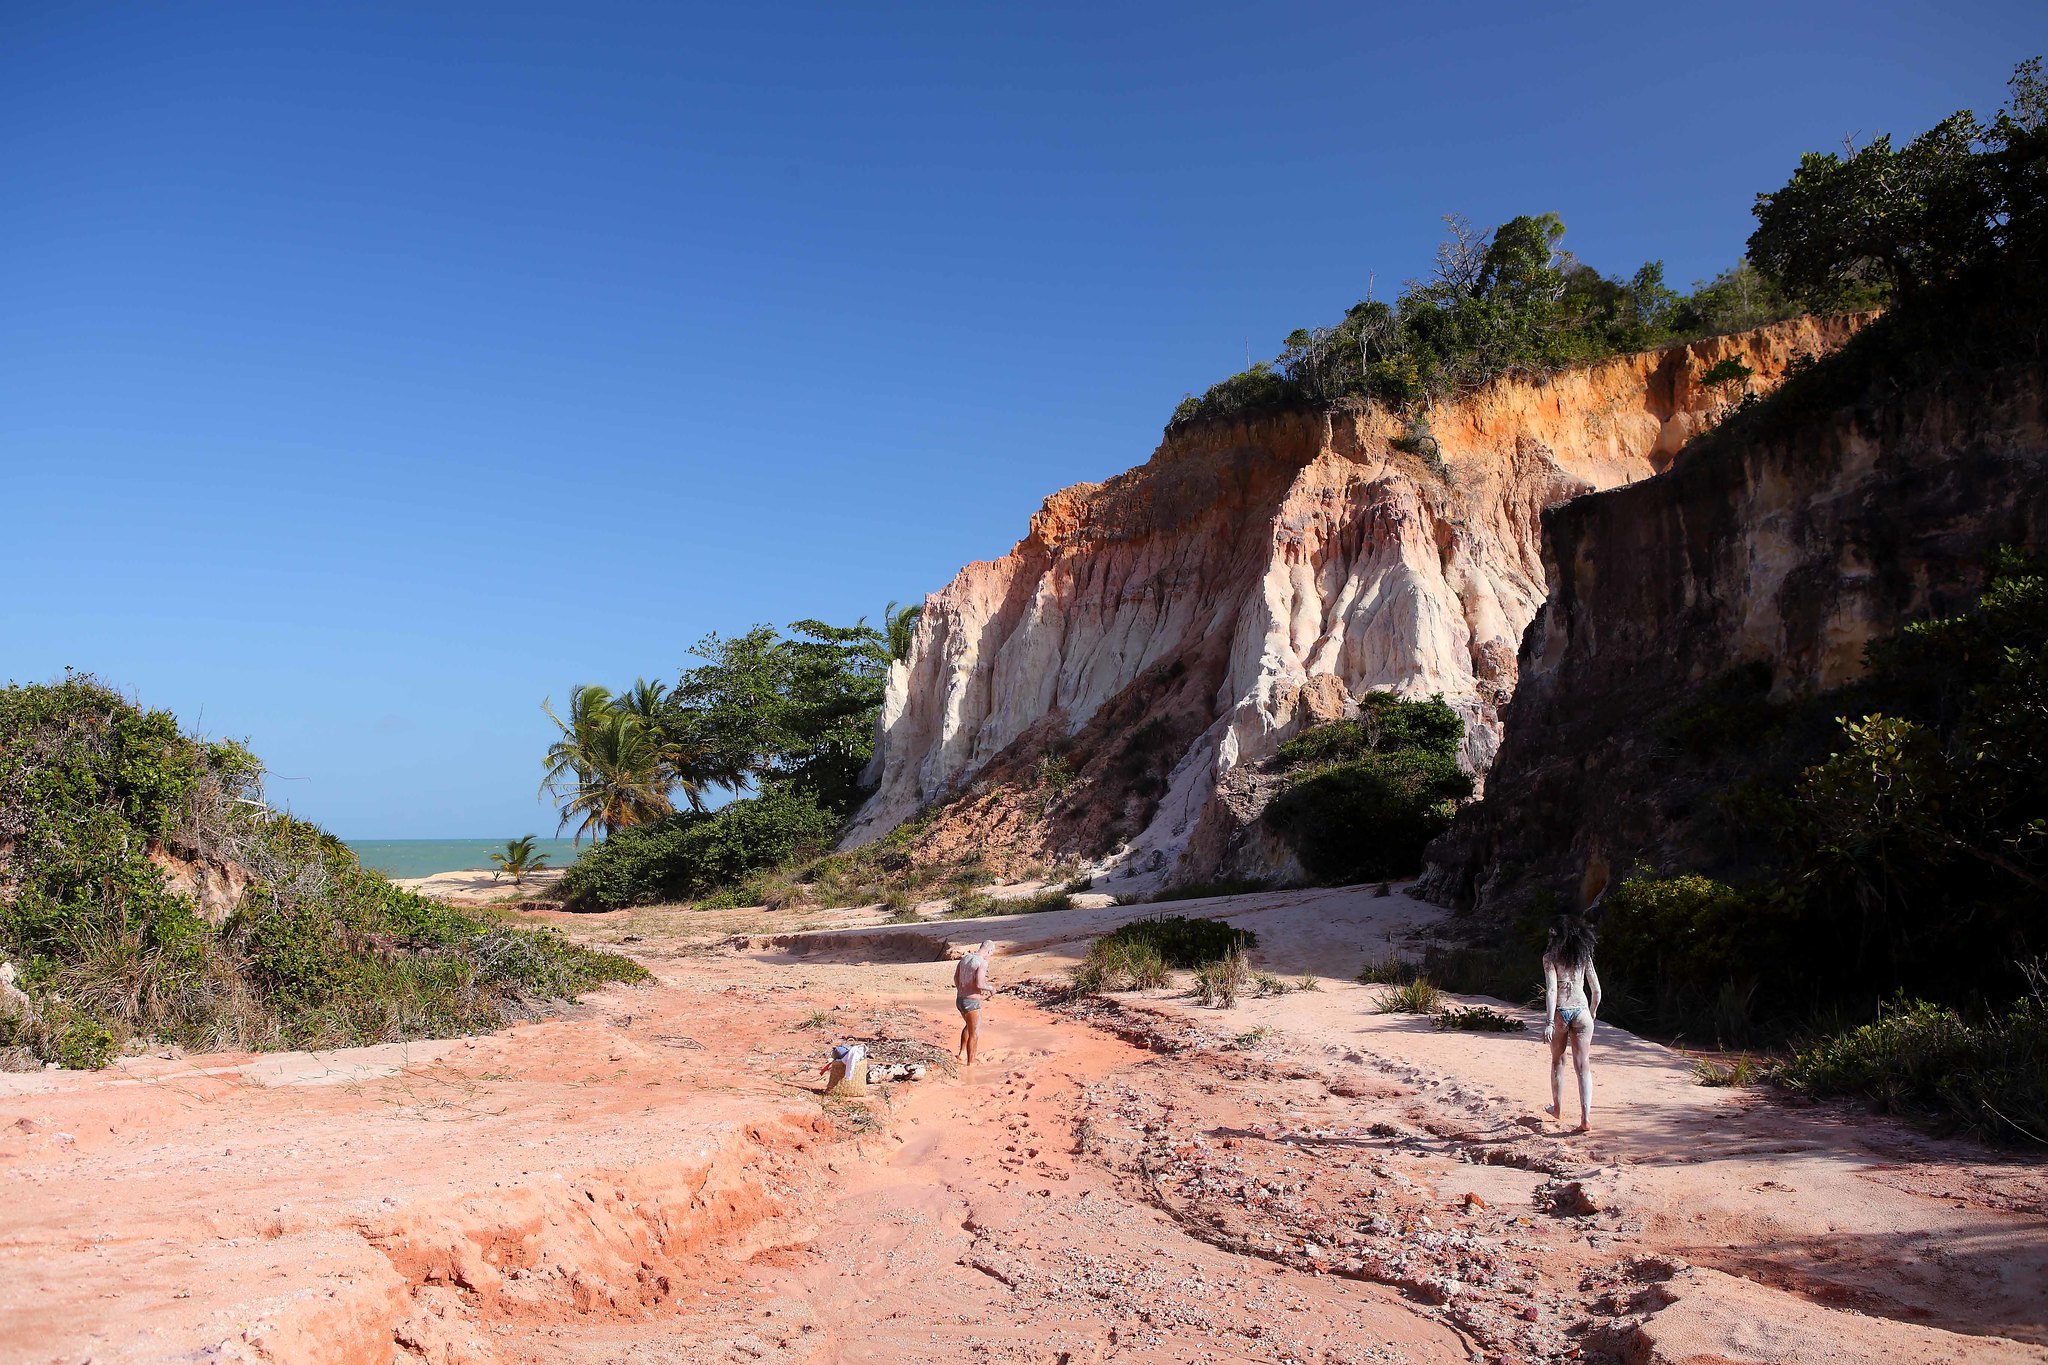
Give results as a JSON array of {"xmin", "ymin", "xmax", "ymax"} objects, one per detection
[
  {"xmin": 1422, "ymin": 325, "xmax": 2048, "ymax": 916},
  {"xmin": 849, "ymin": 318, "xmax": 1869, "ymax": 893}
]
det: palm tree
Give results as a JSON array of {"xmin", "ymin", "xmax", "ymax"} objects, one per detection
[
  {"xmin": 541, "ymin": 686, "xmax": 675, "ymax": 841},
  {"xmin": 489, "ymin": 834, "xmax": 551, "ymax": 887},
  {"xmin": 884, "ymin": 600, "xmax": 923, "ymax": 664}
]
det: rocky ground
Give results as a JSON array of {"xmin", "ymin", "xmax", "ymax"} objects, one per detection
[{"xmin": 3, "ymin": 884, "xmax": 2044, "ymax": 1363}]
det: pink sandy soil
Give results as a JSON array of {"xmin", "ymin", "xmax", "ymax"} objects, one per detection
[{"xmin": 2, "ymin": 884, "xmax": 2043, "ymax": 1363}]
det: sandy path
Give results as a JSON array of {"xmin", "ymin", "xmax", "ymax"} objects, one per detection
[{"xmin": 714, "ymin": 884, "xmax": 2048, "ymax": 1363}]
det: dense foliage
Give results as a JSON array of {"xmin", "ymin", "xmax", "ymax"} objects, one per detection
[
  {"xmin": 1778, "ymin": 987, "xmax": 2048, "ymax": 1145},
  {"xmin": 1264, "ymin": 693, "xmax": 1473, "ymax": 883},
  {"xmin": 1096, "ymin": 914, "xmax": 1257, "ymax": 969},
  {"xmin": 554, "ymin": 615, "xmax": 898, "ymax": 909},
  {"xmin": 0, "ymin": 676, "xmax": 645, "ymax": 1069},
  {"xmin": 1171, "ymin": 58, "xmax": 2044, "ymax": 431},
  {"xmin": 556, "ymin": 788, "xmax": 842, "ymax": 909},
  {"xmin": 1170, "ymin": 216, "xmax": 1805, "ymax": 427}
]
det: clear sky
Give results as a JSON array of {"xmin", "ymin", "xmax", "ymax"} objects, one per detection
[{"xmin": 2, "ymin": 2, "xmax": 2037, "ymax": 837}]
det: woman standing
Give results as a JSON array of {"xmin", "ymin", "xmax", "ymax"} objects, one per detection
[{"xmin": 1543, "ymin": 915, "xmax": 1601, "ymax": 1133}]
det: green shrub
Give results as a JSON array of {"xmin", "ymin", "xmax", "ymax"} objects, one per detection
[
  {"xmin": 1598, "ymin": 874, "xmax": 1780, "ymax": 1039},
  {"xmin": 1778, "ymin": 992, "xmax": 2048, "ymax": 1144},
  {"xmin": 1699, "ymin": 358, "xmax": 1755, "ymax": 387},
  {"xmin": 1097, "ymin": 915, "xmax": 1256, "ymax": 968},
  {"xmin": 0, "ymin": 676, "xmax": 646, "ymax": 1069},
  {"xmin": 559, "ymin": 788, "xmax": 840, "ymax": 910},
  {"xmin": 1265, "ymin": 750, "xmax": 1473, "ymax": 883},
  {"xmin": 1275, "ymin": 693, "xmax": 1463, "ymax": 768},
  {"xmin": 1434, "ymin": 1005, "xmax": 1525, "ymax": 1033}
]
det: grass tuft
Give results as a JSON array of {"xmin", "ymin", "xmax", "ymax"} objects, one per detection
[{"xmin": 1376, "ymin": 976, "xmax": 1443, "ymax": 1015}]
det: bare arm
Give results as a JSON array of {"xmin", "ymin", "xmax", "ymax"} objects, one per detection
[
  {"xmin": 1586, "ymin": 962, "xmax": 1602, "ymax": 1017},
  {"xmin": 1543, "ymin": 960, "xmax": 1558, "ymax": 1040}
]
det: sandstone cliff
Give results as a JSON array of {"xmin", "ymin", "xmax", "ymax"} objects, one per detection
[
  {"xmin": 847, "ymin": 318, "xmax": 1869, "ymax": 892},
  {"xmin": 1422, "ymin": 309, "xmax": 2048, "ymax": 916}
]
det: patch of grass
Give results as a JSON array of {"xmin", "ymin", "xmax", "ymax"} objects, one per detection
[
  {"xmin": 1692, "ymin": 1054, "xmax": 1764, "ymax": 1086},
  {"xmin": 1434, "ymin": 1006, "xmax": 1526, "ymax": 1033},
  {"xmin": 1227, "ymin": 1027, "xmax": 1272, "ymax": 1049},
  {"xmin": 1296, "ymin": 973, "xmax": 1321, "ymax": 992},
  {"xmin": 1147, "ymin": 878, "xmax": 1271, "ymax": 903},
  {"xmin": 1070, "ymin": 939, "xmax": 1171, "ymax": 994},
  {"xmin": 795, "ymin": 1009, "xmax": 835, "ymax": 1031},
  {"xmin": 1097, "ymin": 915, "xmax": 1256, "ymax": 968},
  {"xmin": 1356, "ymin": 950, "xmax": 1416, "ymax": 985},
  {"xmin": 1250, "ymin": 969, "xmax": 1292, "ymax": 997},
  {"xmin": 1192, "ymin": 948, "xmax": 1251, "ymax": 1008},
  {"xmin": 944, "ymin": 889, "xmax": 1074, "ymax": 919},
  {"xmin": 1376, "ymin": 977, "xmax": 1443, "ymax": 1015}
]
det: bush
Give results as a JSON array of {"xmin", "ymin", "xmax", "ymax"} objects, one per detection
[
  {"xmin": 0, "ymin": 676, "xmax": 646, "ymax": 1068},
  {"xmin": 1266, "ymin": 694, "xmax": 1473, "ymax": 884},
  {"xmin": 1097, "ymin": 915, "xmax": 1256, "ymax": 968},
  {"xmin": 1778, "ymin": 991, "xmax": 2048, "ymax": 1145},
  {"xmin": 1598, "ymin": 874, "xmax": 1781, "ymax": 1039},
  {"xmin": 1147, "ymin": 877, "xmax": 1273, "ymax": 903},
  {"xmin": 558, "ymin": 788, "xmax": 841, "ymax": 910},
  {"xmin": 1434, "ymin": 1005, "xmax": 1526, "ymax": 1033},
  {"xmin": 1265, "ymin": 750, "xmax": 1473, "ymax": 883},
  {"xmin": 1275, "ymin": 693, "xmax": 1463, "ymax": 768}
]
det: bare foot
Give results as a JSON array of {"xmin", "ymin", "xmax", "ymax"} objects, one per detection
[
  {"xmin": 1544, "ymin": 1103, "xmax": 1559, "ymax": 1118},
  {"xmin": 1575, "ymin": 1122, "xmax": 1591, "ymax": 1134}
]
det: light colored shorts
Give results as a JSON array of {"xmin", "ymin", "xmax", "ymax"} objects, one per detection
[{"xmin": 957, "ymin": 996, "xmax": 982, "ymax": 1013}]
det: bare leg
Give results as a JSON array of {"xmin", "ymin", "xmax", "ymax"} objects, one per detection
[
  {"xmin": 960, "ymin": 1009, "xmax": 979, "ymax": 1066},
  {"xmin": 1571, "ymin": 1021, "xmax": 1593, "ymax": 1132},
  {"xmin": 1546, "ymin": 1023, "xmax": 1568, "ymax": 1119}
]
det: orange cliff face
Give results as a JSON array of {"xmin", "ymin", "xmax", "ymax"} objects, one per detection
[{"xmin": 845, "ymin": 316, "xmax": 1872, "ymax": 894}]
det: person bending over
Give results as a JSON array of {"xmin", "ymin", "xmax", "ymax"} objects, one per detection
[
  {"xmin": 1543, "ymin": 915, "xmax": 1601, "ymax": 1133},
  {"xmin": 955, "ymin": 940, "xmax": 994, "ymax": 1065}
]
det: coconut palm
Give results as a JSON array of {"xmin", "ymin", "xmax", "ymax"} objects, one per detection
[
  {"xmin": 884, "ymin": 600, "xmax": 922, "ymax": 664},
  {"xmin": 489, "ymin": 835, "xmax": 551, "ymax": 887},
  {"xmin": 541, "ymin": 686, "xmax": 675, "ymax": 841}
]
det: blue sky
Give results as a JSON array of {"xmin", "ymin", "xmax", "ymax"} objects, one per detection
[{"xmin": 2, "ymin": 2, "xmax": 2037, "ymax": 837}]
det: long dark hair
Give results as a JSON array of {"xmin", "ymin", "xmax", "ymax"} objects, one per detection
[{"xmin": 1545, "ymin": 914, "xmax": 1596, "ymax": 971}]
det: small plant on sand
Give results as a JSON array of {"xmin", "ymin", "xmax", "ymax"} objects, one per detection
[
  {"xmin": 1356, "ymin": 950, "xmax": 1415, "ymax": 986},
  {"xmin": 1434, "ymin": 1005, "xmax": 1526, "ymax": 1033},
  {"xmin": 1228, "ymin": 1027, "xmax": 1272, "ymax": 1049},
  {"xmin": 1296, "ymin": 972, "xmax": 1322, "ymax": 992},
  {"xmin": 945, "ymin": 888, "xmax": 1073, "ymax": 919},
  {"xmin": 1070, "ymin": 939, "xmax": 1171, "ymax": 994},
  {"xmin": 1376, "ymin": 976, "xmax": 1443, "ymax": 1015},
  {"xmin": 796, "ymin": 1009, "xmax": 835, "ymax": 1031},
  {"xmin": 1251, "ymin": 969, "xmax": 1292, "ymax": 998},
  {"xmin": 1193, "ymin": 948, "xmax": 1251, "ymax": 1008},
  {"xmin": 489, "ymin": 835, "xmax": 552, "ymax": 888},
  {"xmin": 1692, "ymin": 1054, "xmax": 1764, "ymax": 1086}
]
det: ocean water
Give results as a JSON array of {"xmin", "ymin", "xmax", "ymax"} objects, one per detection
[{"xmin": 346, "ymin": 838, "xmax": 586, "ymax": 879}]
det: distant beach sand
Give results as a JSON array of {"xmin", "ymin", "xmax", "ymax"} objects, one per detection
[{"xmin": 392, "ymin": 865, "xmax": 567, "ymax": 906}]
